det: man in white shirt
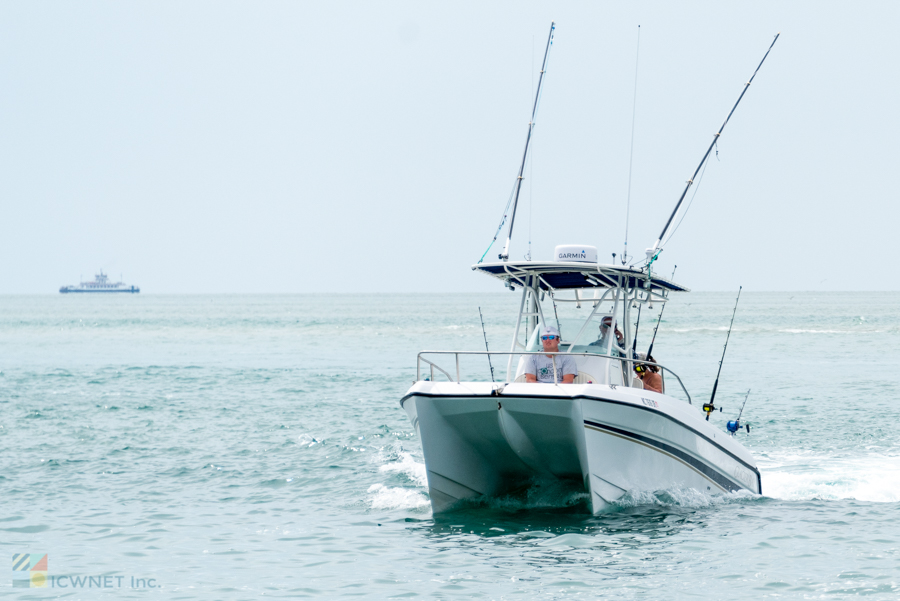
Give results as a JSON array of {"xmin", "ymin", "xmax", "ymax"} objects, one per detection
[{"xmin": 524, "ymin": 326, "xmax": 578, "ymax": 383}]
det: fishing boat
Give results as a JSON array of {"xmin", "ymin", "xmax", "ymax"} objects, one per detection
[
  {"xmin": 399, "ymin": 24, "xmax": 778, "ymax": 514},
  {"xmin": 59, "ymin": 270, "xmax": 140, "ymax": 294}
]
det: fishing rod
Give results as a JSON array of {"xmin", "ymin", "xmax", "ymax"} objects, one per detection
[
  {"xmin": 646, "ymin": 33, "xmax": 780, "ymax": 267},
  {"xmin": 645, "ymin": 301, "xmax": 666, "ymax": 361},
  {"xmin": 726, "ymin": 389, "xmax": 752, "ymax": 435},
  {"xmin": 703, "ymin": 286, "xmax": 742, "ymax": 420},
  {"xmin": 551, "ymin": 294, "xmax": 563, "ymax": 336},
  {"xmin": 631, "ymin": 303, "xmax": 642, "ymax": 358},
  {"xmin": 479, "ymin": 307, "xmax": 495, "ymax": 383},
  {"xmin": 641, "ymin": 265, "xmax": 675, "ymax": 359},
  {"xmin": 499, "ymin": 21, "xmax": 555, "ymax": 261}
]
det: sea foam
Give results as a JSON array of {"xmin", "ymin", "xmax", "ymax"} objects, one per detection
[{"xmin": 761, "ymin": 453, "xmax": 900, "ymax": 503}]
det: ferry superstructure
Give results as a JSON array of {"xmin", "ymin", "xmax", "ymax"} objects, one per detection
[{"xmin": 59, "ymin": 271, "xmax": 140, "ymax": 294}]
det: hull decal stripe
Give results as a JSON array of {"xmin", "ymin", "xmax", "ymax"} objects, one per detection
[
  {"xmin": 584, "ymin": 419, "xmax": 743, "ymax": 492},
  {"xmin": 587, "ymin": 426, "xmax": 728, "ymax": 493}
]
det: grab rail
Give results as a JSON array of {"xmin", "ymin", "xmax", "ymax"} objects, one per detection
[
  {"xmin": 417, "ymin": 356, "xmax": 455, "ymax": 383},
  {"xmin": 415, "ymin": 350, "xmax": 692, "ymax": 405}
]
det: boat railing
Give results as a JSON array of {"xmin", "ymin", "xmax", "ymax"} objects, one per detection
[{"xmin": 416, "ymin": 351, "xmax": 692, "ymax": 404}]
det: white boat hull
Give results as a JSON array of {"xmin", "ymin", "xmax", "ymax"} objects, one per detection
[{"xmin": 400, "ymin": 381, "xmax": 761, "ymax": 513}]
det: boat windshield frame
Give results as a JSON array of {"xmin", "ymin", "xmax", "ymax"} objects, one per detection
[{"xmin": 489, "ymin": 264, "xmax": 684, "ymax": 381}]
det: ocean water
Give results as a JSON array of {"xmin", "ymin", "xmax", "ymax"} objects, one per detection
[{"xmin": 2, "ymin": 292, "xmax": 900, "ymax": 599}]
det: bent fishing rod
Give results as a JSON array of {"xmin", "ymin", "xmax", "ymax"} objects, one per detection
[
  {"xmin": 499, "ymin": 21, "xmax": 555, "ymax": 261},
  {"xmin": 704, "ymin": 286, "xmax": 742, "ymax": 420},
  {"xmin": 647, "ymin": 33, "xmax": 780, "ymax": 266}
]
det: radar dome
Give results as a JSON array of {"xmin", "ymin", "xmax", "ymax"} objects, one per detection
[{"xmin": 554, "ymin": 245, "xmax": 597, "ymax": 263}]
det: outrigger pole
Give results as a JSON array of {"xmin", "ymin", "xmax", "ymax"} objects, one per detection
[
  {"xmin": 647, "ymin": 33, "xmax": 780, "ymax": 265},
  {"xmin": 622, "ymin": 24, "xmax": 641, "ymax": 266},
  {"xmin": 500, "ymin": 21, "xmax": 555, "ymax": 261}
]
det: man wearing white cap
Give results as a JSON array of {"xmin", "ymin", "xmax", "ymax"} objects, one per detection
[{"xmin": 524, "ymin": 326, "xmax": 578, "ymax": 384}]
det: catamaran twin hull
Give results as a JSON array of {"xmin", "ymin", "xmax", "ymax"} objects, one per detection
[{"xmin": 401, "ymin": 381, "xmax": 761, "ymax": 514}]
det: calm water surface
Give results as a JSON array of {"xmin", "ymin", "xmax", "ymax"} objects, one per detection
[{"xmin": 2, "ymin": 293, "xmax": 899, "ymax": 599}]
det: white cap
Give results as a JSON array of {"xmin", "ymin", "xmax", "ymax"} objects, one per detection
[{"xmin": 541, "ymin": 325, "xmax": 560, "ymax": 337}]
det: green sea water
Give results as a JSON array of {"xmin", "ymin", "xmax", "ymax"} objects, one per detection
[{"xmin": 2, "ymin": 293, "xmax": 899, "ymax": 599}]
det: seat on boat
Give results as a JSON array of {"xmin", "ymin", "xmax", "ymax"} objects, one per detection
[{"xmin": 513, "ymin": 371, "xmax": 595, "ymax": 384}]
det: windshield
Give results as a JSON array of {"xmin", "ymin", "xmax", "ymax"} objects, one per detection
[{"xmin": 525, "ymin": 317, "xmax": 616, "ymax": 353}]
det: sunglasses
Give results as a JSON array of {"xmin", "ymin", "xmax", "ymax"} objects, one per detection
[
  {"xmin": 541, "ymin": 335, "xmax": 558, "ymax": 341},
  {"xmin": 634, "ymin": 364, "xmax": 647, "ymax": 373}
]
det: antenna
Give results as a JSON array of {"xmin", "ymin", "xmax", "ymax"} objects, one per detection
[
  {"xmin": 647, "ymin": 33, "xmax": 780, "ymax": 266},
  {"xmin": 623, "ymin": 24, "xmax": 641, "ymax": 266},
  {"xmin": 499, "ymin": 21, "xmax": 555, "ymax": 261},
  {"xmin": 703, "ymin": 286, "xmax": 742, "ymax": 420}
]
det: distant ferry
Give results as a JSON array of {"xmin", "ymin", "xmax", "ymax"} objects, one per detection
[{"xmin": 59, "ymin": 271, "xmax": 140, "ymax": 294}]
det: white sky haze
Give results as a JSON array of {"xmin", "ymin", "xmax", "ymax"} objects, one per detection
[{"xmin": 1, "ymin": 1, "xmax": 897, "ymax": 293}]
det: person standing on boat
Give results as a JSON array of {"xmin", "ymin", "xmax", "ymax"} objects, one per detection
[
  {"xmin": 590, "ymin": 316, "xmax": 626, "ymax": 356},
  {"xmin": 524, "ymin": 326, "xmax": 577, "ymax": 384}
]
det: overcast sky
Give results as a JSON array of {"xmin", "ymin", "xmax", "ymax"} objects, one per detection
[{"xmin": 1, "ymin": 1, "xmax": 897, "ymax": 293}]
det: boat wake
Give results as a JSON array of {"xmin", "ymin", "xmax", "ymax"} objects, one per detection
[
  {"xmin": 612, "ymin": 487, "xmax": 758, "ymax": 509},
  {"xmin": 368, "ymin": 451, "xmax": 430, "ymax": 511},
  {"xmin": 462, "ymin": 479, "xmax": 590, "ymax": 512},
  {"xmin": 371, "ymin": 450, "xmax": 900, "ymax": 514},
  {"xmin": 370, "ymin": 451, "xmax": 761, "ymax": 513},
  {"xmin": 367, "ymin": 483, "xmax": 430, "ymax": 510},
  {"xmin": 760, "ymin": 452, "xmax": 900, "ymax": 503},
  {"xmin": 378, "ymin": 451, "xmax": 427, "ymax": 487}
]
